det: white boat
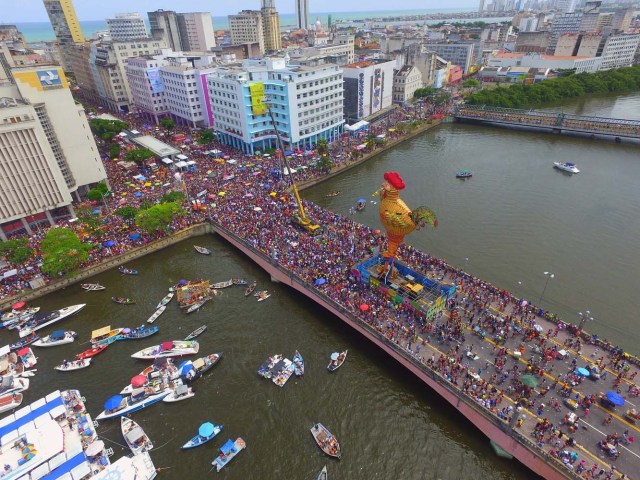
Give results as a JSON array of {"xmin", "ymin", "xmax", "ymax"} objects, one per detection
[
  {"xmin": 156, "ymin": 292, "xmax": 174, "ymax": 309},
  {"xmin": 163, "ymin": 384, "xmax": 195, "ymax": 403},
  {"xmin": 96, "ymin": 388, "xmax": 170, "ymax": 420},
  {"xmin": 0, "ymin": 391, "xmax": 23, "ymax": 414},
  {"xmin": 32, "ymin": 330, "xmax": 77, "ymax": 347},
  {"xmin": 121, "ymin": 416, "xmax": 153, "ymax": 455},
  {"xmin": 120, "ymin": 360, "xmax": 180, "ymax": 395},
  {"xmin": 194, "ymin": 245, "xmax": 211, "ymax": 255},
  {"xmin": 82, "ymin": 283, "xmax": 105, "ymax": 291},
  {"xmin": 257, "ymin": 291, "xmax": 271, "ymax": 302},
  {"xmin": 212, "ymin": 438, "xmax": 246, "ymax": 472},
  {"xmin": 0, "ymin": 376, "xmax": 29, "ymax": 396},
  {"xmin": 554, "ymin": 161, "xmax": 580, "ymax": 174},
  {"xmin": 54, "ymin": 358, "xmax": 91, "ymax": 371},
  {"xmin": 146, "ymin": 305, "xmax": 166, "ymax": 324},
  {"xmin": 18, "ymin": 304, "xmax": 86, "ymax": 338},
  {"xmin": 211, "ymin": 279, "xmax": 233, "ymax": 289},
  {"xmin": 272, "ymin": 358, "xmax": 294, "ymax": 387},
  {"xmin": 186, "ymin": 299, "xmax": 207, "ymax": 314},
  {"xmin": 131, "ymin": 340, "xmax": 199, "ymax": 360}
]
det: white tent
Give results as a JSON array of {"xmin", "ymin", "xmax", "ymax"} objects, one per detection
[
  {"xmin": 176, "ymin": 154, "xmax": 188, "ymax": 161},
  {"xmin": 161, "ymin": 158, "xmax": 173, "ymax": 165}
]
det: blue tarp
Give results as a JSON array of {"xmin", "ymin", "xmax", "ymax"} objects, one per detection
[
  {"xmin": 134, "ymin": 192, "xmax": 142, "ymax": 197},
  {"xmin": 606, "ymin": 391, "xmax": 625, "ymax": 406},
  {"xmin": 358, "ymin": 198, "xmax": 366, "ymax": 203},
  {"xmin": 220, "ymin": 439, "xmax": 236, "ymax": 455},
  {"xmin": 104, "ymin": 395, "xmax": 123, "ymax": 410},
  {"xmin": 199, "ymin": 422, "xmax": 214, "ymax": 437},
  {"xmin": 92, "ymin": 209, "xmax": 101, "ymax": 214},
  {"xmin": 129, "ymin": 233, "xmax": 140, "ymax": 241},
  {"xmin": 50, "ymin": 330, "xmax": 65, "ymax": 340},
  {"xmin": 314, "ymin": 278, "xmax": 326, "ymax": 286},
  {"xmin": 104, "ymin": 240, "xmax": 115, "ymax": 247}
]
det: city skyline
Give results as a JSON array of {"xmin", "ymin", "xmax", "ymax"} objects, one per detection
[{"xmin": 3, "ymin": 0, "xmax": 481, "ymax": 23}]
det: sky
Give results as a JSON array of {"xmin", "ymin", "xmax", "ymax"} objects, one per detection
[{"xmin": 3, "ymin": 0, "xmax": 478, "ymax": 23}]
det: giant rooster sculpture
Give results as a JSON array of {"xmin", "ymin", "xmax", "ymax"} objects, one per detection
[{"xmin": 374, "ymin": 171, "xmax": 437, "ymax": 281}]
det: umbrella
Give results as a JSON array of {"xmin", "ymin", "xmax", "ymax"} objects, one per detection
[
  {"xmin": 180, "ymin": 361, "xmax": 193, "ymax": 376},
  {"xmin": 199, "ymin": 422, "xmax": 214, "ymax": 437},
  {"xmin": 605, "ymin": 391, "xmax": 625, "ymax": 406},
  {"xmin": 576, "ymin": 367, "xmax": 590, "ymax": 377},
  {"xmin": 11, "ymin": 301, "xmax": 25, "ymax": 310},
  {"xmin": 358, "ymin": 198, "xmax": 366, "ymax": 203},
  {"xmin": 314, "ymin": 278, "xmax": 326, "ymax": 286},
  {"xmin": 104, "ymin": 240, "xmax": 115, "ymax": 247},
  {"xmin": 134, "ymin": 192, "xmax": 142, "ymax": 197},
  {"xmin": 253, "ymin": 207, "xmax": 262, "ymax": 212},
  {"xmin": 122, "ymin": 328, "xmax": 131, "ymax": 334},
  {"xmin": 85, "ymin": 440, "xmax": 105, "ymax": 457},
  {"xmin": 218, "ymin": 192, "xmax": 226, "ymax": 196},
  {"xmin": 521, "ymin": 375, "xmax": 538, "ymax": 388},
  {"xmin": 129, "ymin": 233, "xmax": 140, "ymax": 241},
  {"xmin": 373, "ymin": 229, "xmax": 381, "ymax": 234},
  {"xmin": 144, "ymin": 182, "xmax": 152, "ymax": 187},
  {"xmin": 270, "ymin": 192, "xmax": 277, "ymax": 197},
  {"xmin": 131, "ymin": 375, "xmax": 147, "ymax": 388},
  {"xmin": 179, "ymin": 279, "xmax": 188, "ymax": 285},
  {"xmin": 331, "ymin": 352, "xmax": 339, "ymax": 361},
  {"xmin": 161, "ymin": 341, "xmax": 174, "ymax": 351},
  {"xmin": 92, "ymin": 209, "xmax": 101, "ymax": 215},
  {"xmin": 104, "ymin": 395, "xmax": 123, "ymax": 411},
  {"xmin": 360, "ymin": 304, "xmax": 370, "ymax": 312}
]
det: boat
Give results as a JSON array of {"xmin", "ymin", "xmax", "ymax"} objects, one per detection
[
  {"xmin": 131, "ymin": 340, "xmax": 199, "ymax": 360},
  {"xmin": 244, "ymin": 281, "xmax": 257, "ymax": 297},
  {"xmin": 156, "ymin": 292, "xmax": 174, "ymax": 308},
  {"xmin": 146, "ymin": 305, "xmax": 166, "ymax": 324},
  {"xmin": 182, "ymin": 422, "xmax": 222, "ymax": 449},
  {"xmin": 327, "ymin": 350, "xmax": 347, "ymax": 372},
  {"xmin": 91, "ymin": 326, "xmax": 123, "ymax": 346},
  {"xmin": 0, "ymin": 307, "xmax": 40, "ymax": 325},
  {"xmin": 211, "ymin": 279, "xmax": 233, "ymax": 289},
  {"xmin": 81, "ymin": 283, "xmax": 105, "ymax": 291},
  {"xmin": 118, "ymin": 325, "xmax": 159, "ymax": 340},
  {"xmin": 182, "ymin": 352, "xmax": 222, "ymax": 382},
  {"xmin": 0, "ymin": 392, "xmax": 23, "ymax": 414},
  {"xmin": 356, "ymin": 198, "xmax": 366, "ymax": 211},
  {"xmin": 120, "ymin": 360, "xmax": 180, "ymax": 395},
  {"xmin": 54, "ymin": 358, "xmax": 91, "ymax": 371},
  {"xmin": 257, "ymin": 291, "xmax": 271, "ymax": 302},
  {"xmin": 112, "ymin": 297, "xmax": 136, "ymax": 305},
  {"xmin": 212, "ymin": 438, "xmax": 246, "ymax": 472},
  {"xmin": 194, "ymin": 245, "xmax": 211, "ymax": 255},
  {"xmin": 186, "ymin": 299, "xmax": 207, "ymax": 313},
  {"xmin": 0, "ymin": 376, "xmax": 29, "ymax": 396},
  {"xmin": 17, "ymin": 347, "xmax": 37, "ymax": 369},
  {"xmin": 554, "ymin": 161, "xmax": 580, "ymax": 174},
  {"xmin": 185, "ymin": 325, "xmax": 207, "ymax": 341},
  {"xmin": 310, "ymin": 423, "xmax": 342, "ymax": 459},
  {"xmin": 96, "ymin": 387, "xmax": 170, "ymax": 420},
  {"xmin": 253, "ymin": 290, "xmax": 265, "ymax": 297},
  {"xmin": 17, "ymin": 304, "xmax": 85, "ymax": 337},
  {"xmin": 272, "ymin": 358, "xmax": 294, "ymax": 387},
  {"xmin": 232, "ymin": 278, "xmax": 247, "ymax": 286},
  {"xmin": 76, "ymin": 345, "xmax": 108, "ymax": 359},
  {"xmin": 317, "ymin": 466, "xmax": 328, "ymax": 480},
  {"xmin": 257, "ymin": 354, "xmax": 283, "ymax": 379},
  {"xmin": 324, "ymin": 191, "xmax": 341, "ymax": 198},
  {"xmin": 163, "ymin": 383, "xmax": 195, "ymax": 403},
  {"xmin": 32, "ymin": 330, "xmax": 76, "ymax": 347},
  {"xmin": 456, "ymin": 170, "xmax": 473, "ymax": 178},
  {"xmin": 293, "ymin": 350, "xmax": 304, "ymax": 376},
  {"xmin": 119, "ymin": 266, "xmax": 139, "ymax": 275},
  {"xmin": 121, "ymin": 416, "xmax": 153, "ymax": 455},
  {"xmin": 9, "ymin": 332, "xmax": 40, "ymax": 351}
]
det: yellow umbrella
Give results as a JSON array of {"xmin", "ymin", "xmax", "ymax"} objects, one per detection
[
  {"xmin": 388, "ymin": 128, "xmax": 396, "ymax": 132},
  {"xmin": 218, "ymin": 192, "xmax": 226, "ymax": 196},
  {"xmin": 121, "ymin": 192, "xmax": 127, "ymax": 196},
  {"xmin": 269, "ymin": 192, "xmax": 277, "ymax": 197},
  {"xmin": 144, "ymin": 182, "xmax": 152, "ymax": 187}
]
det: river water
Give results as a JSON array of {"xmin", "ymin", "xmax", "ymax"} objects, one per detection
[{"xmin": 3, "ymin": 93, "xmax": 639, "ymax": 480}]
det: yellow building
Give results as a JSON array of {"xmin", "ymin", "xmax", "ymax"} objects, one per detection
[{"xmin": 43, "ymin": 0, "xmax": 84, "ymax": 70}]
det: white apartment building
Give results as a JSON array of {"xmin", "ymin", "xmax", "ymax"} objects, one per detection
[
  {"xmin": 424, "ymin": 43, "xmax": 474, "ymax": 73},
  {"xmin": 288, "ymin": 38, "xmax": 355, "ymax": 66},
  {"xmin": 206, "ymin": 57, "xmax": 344, "ymax": 153},
  {"xmin": 392, "ymin": 65, "xmax": 422, "ymax": 105},
  {"xmin": 106, "ymin": 13, "xmax": 148, "ymax": 42},
  {"xmin": 295, "ymin": 0, "xmax": 309, "ymax": 30},
  {"xmin": 487, "ymin": 52, "xmax": 603, "ymax": 73},
  {"xmin": 178, "ymin": 12, "xmax": 216, "ymax": 51},
  {"xmin": 599, "ymin": 34, "xmax": 640, "ymax": 70},
  {"xmin": 342, "ymin": 59, "xmax": 396, "ymax": 123},
  {"xmin": 0, "ymin": 66, "xmax": 106, "ymax": 238},
  {"xmin": 125, "ymin": 54, "xmax": 170, "ymax": 124},
  {"xmin": 519, "ymin": 16, "xmax": 539, "ymax": 32},
  {"xmin": 229, "ymin": 11, "xmax": 265, "ymax": 55}
]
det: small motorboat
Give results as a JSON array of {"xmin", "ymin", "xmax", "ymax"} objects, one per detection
[
  {"xmin": 324, "ymin": 191, "xmax": 341, "ymax": 198},
  {"xmin": 293, "ymin": 350, "xmax": 304, "ymax": 376},
  {"xmin": 456, "ymin": 170, "xmax": 473, "ymax": 179},
  {"xmin": 211, "ymin": 279, "xmax": 233, "ymax": 289},
  {"xmin": 0, "ymin": 392, "xmax": 23, "ymax": 414},
  {"xmin": 119, "ymin": 266, "xmax": 139, "ymax": 275},
  {"xmin": 185, "ymin": 325, "xmax": 207, "ymax": 341},
  {"xmin": 232, "ymin": 278, "xmax": 247, "ymax": 286},
  {"xmin": 244, "ymin": 281, "xmax": 257, "ymax": 297},
  {"xmin": 0, "ymin": 376, "xmax": 29, "ymax": 396},
  {"xmin": 356, "ymin": 198, "xmax": 366, "ymax": 211},
  {"xmin": 163, "ymin": 383, "xmax": 195, "ymax": 403},
  {"xmin": 131, "ymin": 340, "xmax": 199, "ymax": 360},
  {"xmin": 118, "ymin": 325, "xmax": 159, "ymax": 340},
  {"xmin": 554, "ymin": 161, "xmax": 580, "ymax": 174},
  {"xmin": 257, "ymin": 354, "xmax": 283, "ymax": 379},
  {"xmin": 272, "ymin": 359, "xmax": 294, "ymax": 387},
  {"xmin": 76, "ymin": 345, "xmax": 108, "ymax": 359},
  {"xmin": 257, "ymin": 291, "xmax": 271, "ymax": 302},
  {"xmin": 18, "ymin": 347, "xmax": 37, "ymax": 369},
  {"xmin": 212, "ymin": 438, "xmax": 246, "ymax": 471},
  {"xmin": 182, "ymin": 352, "xmax": 222, "ymax": 382},
  {"xmin": 186, "ymin": 299, "xmax": 207, "ymax": 314},
  {"xmin": 157, "ymin": 292, "xmax": 174, "ymax": 309},
  {"xmin": 327, "ymin": 350, "xmax": 347, "ymax": 372},
  {"xmin": 317, "ymin": 466, "xmax": 328, "ymax": 480},
  {"xmin": 311, "ymin": 423, "xmax": 341, "ymax": 459},
  {"xmin": 91, "ymin": 327, "xmax": 123, "ymax": 346},
  {"xmin": 96, "ymin": 388, "xmax": 170, "ymax": 420},
  {"xmin": 146, "ymin": 305, "xmax": 166, "ymax": 324},
  {"xmin": 121, "ymin": 416, "xmax": 153, "ymax": 455},
  {"xmin": 194, "ymin": 245, "xmax": 211, "ymax": 255},
  {"xmin": 182, "ymin": 422, "xmax": 222, "ymax": 449},
  {"xmin": 33, "ymin": 330, "xmax": 76, "ymax": 347},
  {"xmin": 54, "ymin": 358, "xmax": 91, "ymax": 371},
  {"xmin": 81, "ymin": 283, "xmax": 105, "ymax": 291},
  {"xmin": 112, "ymin": 297, "xmax": 136, "ymax": 305},
  {"xmin": 121, "ymin": 361, "xmax": 180, "ymax": 395},
  {"xmin": 9, "ymin": 333, "xmax": 40, "ymax": 351}
]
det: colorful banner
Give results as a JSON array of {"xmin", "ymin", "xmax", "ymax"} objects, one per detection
[
  {"xmin": 249, "ymin": 82, "xmax": 266, "ymax": 116},
  {"xmin": 146, "ymin": 68, "xmax": 164, "ymax": 94}
]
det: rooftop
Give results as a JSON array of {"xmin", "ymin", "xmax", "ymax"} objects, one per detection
[{"xmin": 132, "ymin": 135, "xmax": 180, "ymax": 157}]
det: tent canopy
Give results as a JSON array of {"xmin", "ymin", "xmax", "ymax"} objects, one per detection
[{"xmin": 92, "ymin": 326, "xmax": 111, "ymax": 339}]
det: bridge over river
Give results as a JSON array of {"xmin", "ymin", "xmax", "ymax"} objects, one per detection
[{"xmin": 455, "ymin": 105, "xmax": 640, "ymax": 143}]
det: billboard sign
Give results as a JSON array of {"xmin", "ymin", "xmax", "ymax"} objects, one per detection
[
  {"xmin": 146, "ymin": 68, "xmax": 165, "ymax": 93},
  {"xmin": 249, "ymin": 82, "xmax": 266, "ymax": 116}
]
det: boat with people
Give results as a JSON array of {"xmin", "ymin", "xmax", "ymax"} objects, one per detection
[
  {"xmin": 0, "ymin": 306, "xmax": 40, "ymax": 326},
  {"xmin": 232, "ymin": 278, "xmax": 247, "ymax": 286},
  {"xmin": 257, "ymin": 291, "xmax": 271, "ymax": 302},
  {"xmin": 91, "ymin": 326, "xmax": 124, "ymax": 346},
  {"xmin": 76, "ymin": 345, "xmax": 108, "ymax": 359},
  {"xmin": 211, "ymin": 279, "xmax": 233, "ymax": 289},
  {"xmin": 272, "ymin": 358, "xmax": 295, "ymax": 387},
  {"xmin": 157, "ymin": 292, "xmax": 174, "ymax": 309},
  {"xmin": 311, "ymin": 423, "xmax": 342, "ymax": 459},
  {"xmin": 146, "ymin": 305, "xmax": 166, "ymax": 324},
  {"xmin": 244, "ymin": 281, "xmax": 257, "ymax": 297},
  {"xmin": 327, "ymin": 350, "xmax": 347, "ymax": 372},
  {"xmin": 117, "ymin": 325, "xmax": 159, "ymax": 340},
  {"xmin": 554, "ymin": 161, "xmax": 580, "ymax": 174},
  {"xmin": 258, "ymin": 354, "xmax": 283, "ymax": 379},
  {"xmin": 182, "ymin": 352, "xmax": 222, "ymax": 382},
  {"xmin": 356, "ymin": 198, "xmax": 366, "ymax": 211},
  {"xmin": 119, "ymin": 266, "xmax": 139, "ymax": 275},
  {"xmin": 193, "ymin": 245, "xmax": 211, "ymax": 255},
  {"xmin": 163, "ymin": 383, "xmax": 195, "ymax": 403},
  {"xmin": 17, "ymin": 304, "xmax": 85, "ymax": 337},
  {"xmin": 54, "ymin": 358, "xmax": 91, "ymax": 371},
  {"xmin": 131, "ymin": 340, "xmax": 199, "ymax": 360},
  {"xmin": 212, "ymin": 438, "xmax": 246, "ymax": 472},
  {"xmin": 182, "ymin": 422, "xmax": 222, "ymax": 449},
  {"xmin": 0, "ymin": 391, "xmax": 23, "ymax": 414},
  {"xmin": 185, "ymin": 325, "xmax": 207, "ymax": 341},
  {"xmin": 0, "ymin": 376, "xmax": 29, "ymax": 396},
  {"xmin": 121, "ymin": 416, "xmax": 153, "ymax": 455},
  {"xmin": 293, "ymin": 350, "xmax": 304, "ymax": 376},
  {"xmin": 96, "ymin": 387, "xmax": 171, "ymax": 420},
  {"xmin": 325, "ymin": 191, "xmax": 341, "ymax": 198},
  {"xmin": 112, "ymin": 297, "xmax": 136, "ymax": 305},
  {"xmin": 186, "ymin": 299, "xmax": 208, "ymax": 313},
  {"xmin": 317, "ymin": 466, "xmax": 328, "ymax": 480},
  {"xmin": 456, "ymin": 170, "xmax": 473, "ymax": 179},
  {"xmin": 17, "ymin": 347, "xmax": 37, "ymax": 370},
  {"xmin": 81, "ymin": 283, "xmax": 105, "ymax": 291},
  {"xmin": 9, "ymin": 333, "xmax": 40, "ymax": 351},
  {"xmin": 32, "ymin": 330, "xmax": 76, "ymax": 347},
  {"xmin": 121, "ymin": 360, "xmax": 180, "ymax": 395}
]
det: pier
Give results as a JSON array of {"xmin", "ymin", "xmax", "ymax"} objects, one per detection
[{"xmin": 455, "ymin": 105, "xmax": 640, "ymax": 143}]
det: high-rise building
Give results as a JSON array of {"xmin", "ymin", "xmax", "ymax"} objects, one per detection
[
  {"xmin": 611, "ymin": 8, "xmax": 634, "ymax": 32},
  {"xmin": 148, "ymin": 10, "xmax": 182, "ymax": 51},
  {"xmin": 423, "ymin": 43, "xmax": 475, "ymax": 73},
  {"xmin": 42, "ymin": 0, "xmax": 84, "ymax": 71},
  {"xmin": 229, "ymin": 11, "xmax": 265, "ymax": 54},
  {"xmin": 0, "ymin": 65, "xmax": 107, "ymax": 238},
  {"xmin": 261, "ymin": 0, "xmax": 282, "ymax": 52},
  {"xmin": 599, "ymin": 33, "xmax": 640, "ymax": 69},
  {"xmin": 177, "ymin": 12, "xmax": 216, "ymax": 51},
  {"xmin": 295, "ymin": 0, "xmax": 310, "ymax": 30},
  {"xmin": 106, "ymin": 13, "xmax": 148, "ymax": 41},
  {"xmin": 556, "ymin": 0, "xmax": 577, "ymax": 13},
  {"xmin": 342, "ymin": 59, "xmax": 396, "ymax": 122}
]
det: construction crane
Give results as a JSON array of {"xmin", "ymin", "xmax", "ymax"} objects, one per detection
[{"xmin": 264, "ymin": 99, "xmax": 321, "ymax": 235}]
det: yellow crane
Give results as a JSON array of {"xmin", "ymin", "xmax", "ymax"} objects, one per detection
[{"xmin": 264, "ymin": 100, "xmax": 321, "ymax": 235}]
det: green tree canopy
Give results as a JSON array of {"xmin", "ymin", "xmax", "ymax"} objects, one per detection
[
  {"xmin": 0, "ymin": 238, "xmax": 33, "ymax": 265},
  {"xmin": 41, "ymin": 227, "xmax": 90, "ymax": 276},
  {"xmin": 87, "ymin": 189, "xmax": 104, "ymax": 202},
  {"xmin": 76, "ymin": 206, "xmax": 104, "ymax": 239},
  {"xmin": 89, "ymin": 118, "xmax": 128, "ymax": 141},
  {"xmin": 463, "ymin": 78, "xmax": 480, "ymax": 88},
  {"xmin": 318, "ymin": 154, "xmax": 333, "ymax": 172},
  {"xmin": 135, "ymin": 202, "xmax": 182, "ymax": 234},
  {"xmin": 197, "ymin": 129, "xmax": 216, "ymax": 145},
  {"xmin": 114, "ymin": 206, "xmax": 137, "ymax": 221},
  {"xmin": 316, "ymin": 138, "xmax": 328, "ymax": 155},
  {"xmin": 108, "ymin": 143, "xmax": 121, "ymax": 158},
  {"xmin": 160, "ymin": 117, "xmax": 175, "ymax": 131},
  {"xmin": 414, "ymin": 87, "xmax": 438, "ymax": 99},
  {"xmin": 123, "ymin": 148, "xmax": 155, "ymax": 164},
  {"xmin": 159, "ymin": 191, "xmax": 185, "ymax": 204}
]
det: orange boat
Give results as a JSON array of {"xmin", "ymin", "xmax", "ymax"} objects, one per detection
[{"xmin": 76, "ymin": 345, "xmax": 107, "ymax": 359}]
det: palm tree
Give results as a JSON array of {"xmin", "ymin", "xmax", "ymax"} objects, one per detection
[{"xmin": 317, "ymin": 138, "xmax": 328, "ymax": 155}]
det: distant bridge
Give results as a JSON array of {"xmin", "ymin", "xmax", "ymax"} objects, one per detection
[{"xmin": 454, "ymin": 105, "xmax": 640, "ymax": 143}]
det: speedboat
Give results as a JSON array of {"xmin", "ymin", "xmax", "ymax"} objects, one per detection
[
  {"xmin": 117, "ymin": 325, "xmax": 158, "ymax": 340},
  {"xmin": 163, "ymin": 383, "xmax": 195, "ymax": 403},
  {"xmin": 182, "ymin": 353, "xmax": 222, "ymax": 382},
  {"xmin": 120, "ymin": 359, "xmax": 180, "ymax": 395},
  {"xmin": 91, "ymin": 327, "xmax": 124, "ymax": 346},
  {"xmin": 55, "ymin": 358, "xmax": 91, "ymax": 371},
  {"xmin": 76, "ymin": 345, "xmax": 107, "ymax": 359},
  {"xmin": 33, "ymin": 330, "xmax": 76, "ymax": 347},
  {"xmin": 182, "ymin": 422, "xmax": 222, "ymax": 449},
  {"xmin": 96, "ymin": 387, "xmax": 170, "ymax": 420},
  {"xmin": 212, "ymin": 438, "xmax": 246, "ymax": 471},
  {"xmin": 17, "ymin": 304, "xmax": 85, "ymax": 337},
  {"xmin": 81, "ymin": 283, "xmax": 105, "ymax": 291},
  {"xmin": 554, "ymin": 161, "xmax": 580, "ymax": 174},
  {"xmin": 193, "ymin": 245, "xmax": 211, "ymax": 255},
  {"xmin": 0, "ymin": 376, "xmax": 29, "ymax": 395},
  {"xmin": 121, "ymin": 416, "xmax": 153, "ymax": 455},
  {"xmin": 131, "ymin": 340, "xmax": 199, "ymax": 360}
]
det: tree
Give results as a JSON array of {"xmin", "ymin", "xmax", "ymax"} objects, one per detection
[
  {"xmin": 115, "ymin": 206, "xmax": 137, "ymax": 222},
  {"xmin": 197, "ymin": 129, "xmax": 216, "ymax": 145},
  {"xmin": 318, "ymin": 155, "xmax": 333, "ymax": 173},
  {"xmin": 463, "ymin": 78, "xmax": 480, "ymax": 88},
  {"xmin": 414, "ymin": 87, "xmax": 437, "ymax": 99},
  {"xmin": 0, "ymin": 239, "xmax": 33, "ymax": 265},
  {"xmin": 135, "ymin": 201, "xmax": 181, "ymax": 234},
  {"xmin": 123, "ymin": 148, "xmax": 155, "ymax": 164},
  {"xmin": 89, "ymin": 118, "xmax": 128, "ymax": 141},
  {"xmin": 160, "ymin": 117, "xmax": 175, "ymax": 131},
  {"xmin": 159, "ymin": 191, "xmax": 185, "ymax": 204},
  {"xmin": 41, "ymin": 227, "xmax": 90, "ymax": 276},
  {"xmin": 87, "ymin": 189, "xmax": 104, "ymax": 202},
  {"xmin": 108, "ymin": 143, "xmax": 121, "ymax": 158},
  {"xmin": 76, "ymin": 206, "xmax": 104, "ymax": 239},
  {"xmin": 316, "ymin": 138, "xmax": 328, "ymax": 155}
]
